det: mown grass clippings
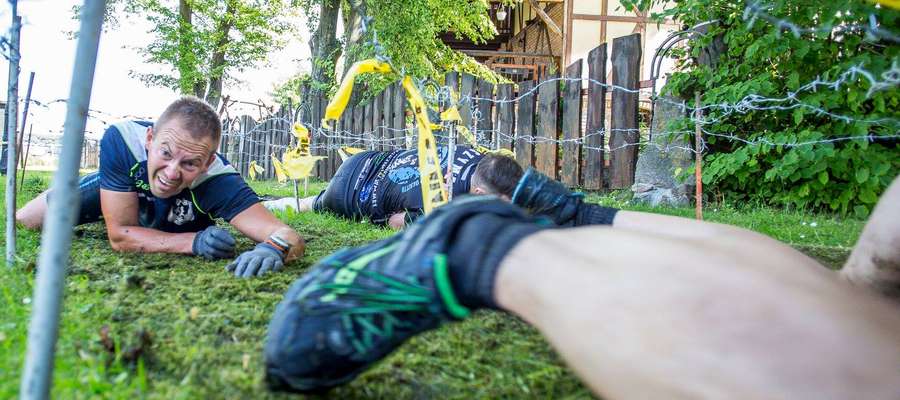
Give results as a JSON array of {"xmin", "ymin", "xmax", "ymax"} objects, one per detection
[{"xmin": 1, "ymin": 172, "xmax": 861, "ymax": 398}]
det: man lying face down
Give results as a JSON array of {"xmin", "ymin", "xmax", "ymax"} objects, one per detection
[
  {"xmin": 17, "ymin": 96, "xmax": 305, "ymax": 278},
  {"xmin": 264, "ymin": 146, "xmax": 525, "ymax": 229}
]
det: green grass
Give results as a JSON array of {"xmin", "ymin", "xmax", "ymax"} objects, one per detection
[{"xmin": 0, "ymin": 172, "xmax": 865, "ymax": 398}]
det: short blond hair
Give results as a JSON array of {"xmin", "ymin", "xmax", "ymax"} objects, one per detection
[{"xmin": 156, "ymin": 96, "xmax": 222, "ymax": 145}]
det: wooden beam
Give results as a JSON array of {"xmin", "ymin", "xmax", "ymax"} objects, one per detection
[
  {"xmin": 460, "ymin": 49, "xmax": 556, "ymax": 58},
  {"xmin": 574, "ymin": 13, "xmax": 677, "ymax": 25},
  {"xmin": 527, "ymin": 0, "xmax": 562, "ymax": 36}
]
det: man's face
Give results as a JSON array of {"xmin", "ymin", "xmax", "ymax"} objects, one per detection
[{"xmin": 145, "ymin": 118, "xmax": 216, "ymax": 198}]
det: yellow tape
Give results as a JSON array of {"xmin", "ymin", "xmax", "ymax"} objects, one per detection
[
  {"xmin": 271, "ymin": 154, "xmax": 288, "ymax": 183},
  {"xmin": 402, "ymin": 76, "xmax": 448, "ymax": 213},
  {"xmin": 322, "ymin": 59, "xmax": 392, "ymax": 129},
  {"xmin": 248, "ymin": 160, "xmax": 264, "ymax": 181},
  {"xmin": 875, "ymin": 0, "xmax": 899, "ymax": 10}
]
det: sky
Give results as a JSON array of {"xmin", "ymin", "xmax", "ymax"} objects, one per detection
[{"xmin": 0, "ymin": 0, "xmax": 311, "ymax": 139}]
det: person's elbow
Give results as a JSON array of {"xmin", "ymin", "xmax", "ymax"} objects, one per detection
[{"xmin": 106, "ymin": 226, "xmax": 134, "ymax": 252}]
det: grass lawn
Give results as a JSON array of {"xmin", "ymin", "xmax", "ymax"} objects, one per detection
[{"xmin": 0, "ymin": 171, "xmax": 864, "ymax": 399}]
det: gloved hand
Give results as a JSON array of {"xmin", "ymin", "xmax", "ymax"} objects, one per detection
[
  {"xmin": 227, "ymin": 242, "xmax": 285, "ymax": 278},
  {"xmin": 192, "ymin": 226, "xmax": 236, "ymax": 260}
]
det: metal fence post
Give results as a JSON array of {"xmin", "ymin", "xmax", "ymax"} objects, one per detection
[
  {"xmin": 19, "ymin": 1, "xmax": 107, "ymax": 398},
  {"xmin": 5, "ymin": 10, "xmax": 21, "ymax": 267}
]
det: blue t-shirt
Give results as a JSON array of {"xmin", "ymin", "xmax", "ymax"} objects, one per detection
[
  {"xmin": 354, "ymin": 146, "xmax": 483, "ymax": 223},
  {"xmin": 98, "ymin": 120, "xmax": 259, "ymax": 233}
]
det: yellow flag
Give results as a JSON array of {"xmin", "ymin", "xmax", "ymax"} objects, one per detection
[
  {"xmin": 282, "ymin": 148, "xmax": 325, "ymax": 180},
  {"xmin": 248, "ymin": 160, "xmax": 264, "ymax": 181},
  {"xmin": 271, "ymin": 154, "xmax": 287, "ymax": 183}
]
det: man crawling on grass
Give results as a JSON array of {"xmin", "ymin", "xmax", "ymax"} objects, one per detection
[
  {"xmin": 264, "ymin": 146, "xmax": 526, "ymax": 229},
  {"xmin": 16, "ymin": 96, "xmax": 305, "ymax": 278}
]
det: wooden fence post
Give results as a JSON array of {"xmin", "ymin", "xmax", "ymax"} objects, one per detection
[
  {"xmin": 364, "ymin": 100, "xmax": 374, "ymax": 150},
  {"xmin": 515, "ymin": 80, "xmax": 536, "ymax": 168},
  {"xmin": 374, "ymin": 88, "xmax": 385, "ymax": 150},
  {"xmin": 496, "ymin": 83, "xmax": 515, "ymax": 150},
  {"xmin": 392, "ymin": 81, "xmax": 407, "ymax": 150},
  {"xmin": 477, "ymin": 79, "xmax": 494, "ymax": 146},
  {"xmin": 535, "ymin": 74, "xmax": 559, "ymax": 179},
  {"xmin": 694, "ymin": 92, "xmax": 703, "ymax": 220},
  {"xmin": 459, "ymin": 74, "xmax": 476, "ymax": 135},
  {"xmin": 584, "ymin": 44, "xmax": 608, "ymax": 190},
  {"xmin": 562, "ymin": 59, "xmax": 584, "ymax": 187},
  {"xmin": 610, "ymin": 33, "xmax": 641, "ymax": 189}
]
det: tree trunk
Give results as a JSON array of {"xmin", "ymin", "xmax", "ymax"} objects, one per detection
[
  {"xmin": 299, "ymin": 0, "xmax": 342, "ymax": 121},
  {"xmin": 205, "ymin": 1, "xmax": 236, "ymax": 109},
  {"xmin": 341, "ymin": 0, "xmax": 367, "ymax": 78},
  {"xmin": 178, "ymin": 0, "xmax": 204, "ymax": 97}
]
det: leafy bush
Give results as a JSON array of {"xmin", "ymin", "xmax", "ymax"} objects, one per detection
[{"xmin": 634, "ymin": 0, "xmax": 899, "ymax": 217}]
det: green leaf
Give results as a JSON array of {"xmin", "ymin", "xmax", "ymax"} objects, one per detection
[
  {"xmin": 818, "ymin": 170, "xmax": 829, "ymax": 185},
  {"xmin": 792, "ymin": 108, "xmax": 803, "ymax": 125},
  {"xmin": 787, "ymin": 71, "xmax": 799, "ymax": 91},
  {"xmin": 854, "ymin": 205, "xmax": 870, "ymax": 219},
  {"xmin": 859, "ymin": 188, "xmax": 878, "ymax": 204},
  {"xmin": 855, "ymin": 168, "xmax": 869, "ymax": 184}
]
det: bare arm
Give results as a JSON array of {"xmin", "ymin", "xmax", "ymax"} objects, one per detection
[
  {"xmin": 229, "ymin": 203, "xmax": 306, "ymax": 261},
  {"xmin": 100, "ymin": 189, "xmax": 196, "ymax": 254}
]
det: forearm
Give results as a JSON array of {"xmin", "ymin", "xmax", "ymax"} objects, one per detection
[
  {"xmin": 107, "ymin": 225, "xmax": 195, "ymax": 254},
  {"xmin": 495, "ymin": 228, "xmax": 900, "ymax": 399}
]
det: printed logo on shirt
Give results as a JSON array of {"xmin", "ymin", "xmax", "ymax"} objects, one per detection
[
  {"xmin": 388, "ymin": 167, "xmax": 421, "ymax": 193},
  {"xmin": 167, "ymin": 198, "xmax": 196, "ymax": 225}
]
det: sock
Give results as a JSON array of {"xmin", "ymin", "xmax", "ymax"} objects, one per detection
[
  {"xmin": 574, "ymin": 204, "xmax": 620, "ymax": 226},
  {"xmin": 446, "ymin": 213, "xmax": 547, "ymax": 310}
]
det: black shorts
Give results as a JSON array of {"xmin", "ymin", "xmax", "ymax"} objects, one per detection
[
  {"xmin": 313, "ymin": 151, "xmax": 378, "ymax": 220},
  {"xmin": 46, "ymin": 171, "xmax": 104, "ymax": 225}
]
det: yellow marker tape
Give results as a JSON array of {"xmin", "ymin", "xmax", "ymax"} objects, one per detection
[
  {"xmin": 281, "ymin": 148, "xmax": 325, "ymax": 180},
  {"xmin": 248, "ymin": 160, "xmax": 264, "ymax": 181},
  {"xmin": 271, "ymin": 154, "xmax": 288, "ymax": 183},
  {"xmin": 875, "ymin": 0, "xmax": 899, "ymax": 10},
  {"xmin": 341, "ymin": 146, "xmax": 366, "ymax": 155},
  {"xmin": 322, "ymin": 60, "xmax": 392, "ymax": 129},
  {"xmin": 401, "ymin": 76, "xmax": 448, "ymax": 213}
]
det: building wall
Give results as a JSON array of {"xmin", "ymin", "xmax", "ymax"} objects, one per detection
[{"xmin": 566, "ymin": 0, "xmax": 680, "ymax": 88}]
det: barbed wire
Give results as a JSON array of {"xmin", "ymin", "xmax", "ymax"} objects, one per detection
[{"xmin": 743, "ymin": 1, "xmax": 900, "ymax": 43}]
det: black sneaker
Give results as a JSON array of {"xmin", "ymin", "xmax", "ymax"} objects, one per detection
[
  {"xmin": 264, "ymin": 196, "xmax": 529, "ymax": 393},
  {"xmin": 511, "ymin": 167, "xmax": 584, "ymax": 226}
]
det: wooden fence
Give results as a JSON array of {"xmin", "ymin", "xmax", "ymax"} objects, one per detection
[{"xmin": 221, "ymin": 33, "xmax": 643, "ymax": 190}]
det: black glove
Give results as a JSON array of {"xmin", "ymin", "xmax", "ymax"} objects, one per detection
[
  {"xmin": 226, "ymin": 242, "xmax": 286, "ymax": 278},
  {"xmin": 192, "ymin": 226, "xmax": 236, "ymax": 260}
]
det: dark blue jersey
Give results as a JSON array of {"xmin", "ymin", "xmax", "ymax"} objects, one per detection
[
  {"xmin": 349, "ymin": 146, "xmax": 483, "ymax": 223},
  {"xmin": 98, "ymin": 120, "xmax": 259, "ymax": 233}
]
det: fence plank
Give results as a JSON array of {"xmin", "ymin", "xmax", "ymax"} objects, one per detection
[
  {"xmin": 380, "ymin": 84, "xmax": 392, "ymax": 151},
  {"xmin": 459, "ymin": 74, "xmax": 476, "ymax": 133},
  {"xmin": 392, "ymin": 81, "xmax": 405, "ymax": 150},
  {"xmin": 354, "ymin": 103, "xmax": 364, "ymax": 150},
  {"xmin": 535, "ymin": 75, "xmax": 559, "ymax": 178},
  {"xmin": 496, "ymin": 83, "xmax": 515, "ymax": 150},
  {"xmin": 476, "ymin": 79, "xmax": 494, "ymax": 146},
  {"xmin": 561, "ymin": 59, "xmax": 584, "ymax": 187},
  {"xmin": 374, "ymin": 88, "xmax": 384, "ymax": 151},
  {"xmin": 584, "ymin": 44, "xmax": 608, "ymax": 190},
  {"xmin": 515, "ymin": 80, "xmax": 536, "ymax": 168},
  {"xmin": 610, "ymin": 33, "xmax": 641, "ymax": 189},
  {"xmin": 310, "ymin": 94, "xmax": 325, "ymax": 180},
  {"xmin": 364, "ymin": 100, "xmax": 374, "ymax": 150}
]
